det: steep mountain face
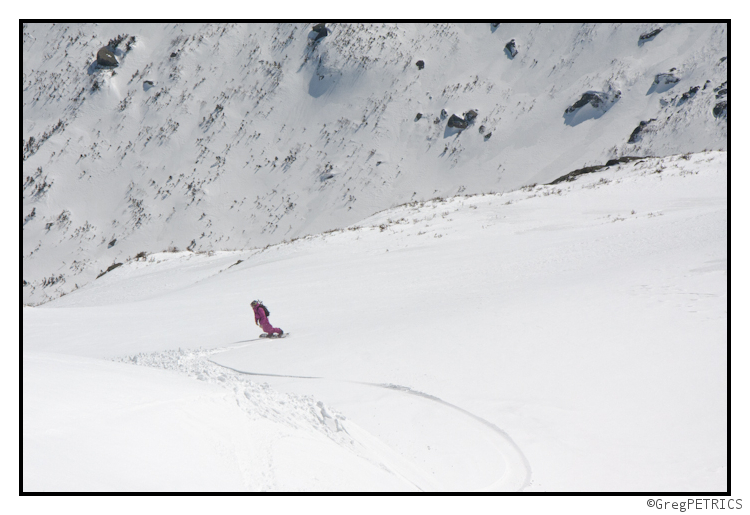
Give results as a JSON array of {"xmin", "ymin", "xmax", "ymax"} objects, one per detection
[{"xmin": 22, "ymin": 23, "xmax": 727, "ymax": 305}]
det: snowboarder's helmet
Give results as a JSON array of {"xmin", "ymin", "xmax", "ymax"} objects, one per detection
[{"xmin": 251, "ymin": 300, "xmax": 259, "ymax": 306}]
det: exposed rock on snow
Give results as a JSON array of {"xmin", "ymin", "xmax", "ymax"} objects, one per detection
[
  {"xmin": 713, "ymin": 100, "xmax": 727, "ymax": 119},
  {"xmin": 22, "ymin": 23, "xmax": 728, "ymax": 306},
  {"xmin": 415, "ymin": 60, "xmax": 425, "ymax": 70},
  {"xmin": 712, "ymin": 81, "xmax": 727, "ymax": 118},
  {"xmin": 505, "ymin": 39, "xmax": 518, "ymax": 59},
  {"xmin": 447, "ymin": 114, "xmax": 468, "ymax": 129},
  {"xmin": 96, "ymin": 47, "xmax": 118, "ymax": 67},
  {"xmin": 678, "ymin": 86, "xmax": 701, "ymax": 105},
  {"xmin": 628, "ymin": 119, "xmax": 657, "ymax": 144},
  {"xmin": 648, "ymin": 72, "xmax": 681, "ymax": 94},
  {"xmin": 565, "ymin": 92, "xmax": 608, "ymax": 114},
  {"xmin": 548, "ymin": 155, "xmax": 644, "ymax": 185},
  {"xmin": 310, "ymin": 23, "xmax": 329, "ymax": 41},
  {"xmin": 639, "ymin": 27, "xmax": 663, "ymax": 44},
  {"xmin": 563, "ymin": 87, "xmax": 621, "ymax": 125},
  {"xmin": 96, "ymin": 262, "xmax": 123, "ymax": 279}
]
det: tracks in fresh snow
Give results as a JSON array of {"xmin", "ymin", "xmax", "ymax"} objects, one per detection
[
  {"xmin": 115, "ymin": 342, "xmax": 531, "ymax": 491},
  {"xmin": 208, "ymin": 355, "xmax": 532, "ymax": 492}
]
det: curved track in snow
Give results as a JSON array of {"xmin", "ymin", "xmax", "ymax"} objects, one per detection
[
  {"xmin": 208, "ymin": 347, "xmax": 532, "ymax": 492},
  {"xmin": 115, "ymin": 340, "xmax": 531, "ymax": 491}
]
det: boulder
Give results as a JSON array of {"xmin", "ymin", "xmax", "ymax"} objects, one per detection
[
  {"xmin": 447, "ymin": 114, "xmax": 468, "ymax": 129},
  {"xmin": 714, "ymin": 81, "xmax": 727, "ymax": 99},
  {"xmin": 311, "ymin": 23, "xmax": 329, "ymax": 41},
  {"xmin": 628, "ymin": 119, "xmax": 656, "ymax": 144},
  {"xmin": 653, "ymin": 73, "xmax": 680, "ymax": 86},
  {"xmin": 483, "ymin": 132, "xmax": 492, "ymax": 141},
  {"xmin": 678, "ymin": 86, "xmax": 700, "ymax": 104},
  {"xmin": 505, "ymin": 39, "xmax": 518, "ymax": 58},
  {"xmin": 463, "ymin": 109, "xmax": 478, "ymax": 123},
  {"xmin": 415, "ymin": 113, "xmax": 422, "ymax": 121},
  {"xmin": 713, "ymin": 100, "xmax": 727, "ymax": 119},
  {"xmin": 96, "ymin": 47, "xmax": 118, "ymax": 67},
  {"xmin": 416, "ymin": 60, "xmax": 425, "ymax": 70},
  {"xmin": 639, "ymin": 27, "xmax": 663, "ymax": 42},
  {"xmin": 440, "ymin": 109, "xmax": 448, "ymax": 119},
  {"xmin": 565, "ymin": 92, "xmax": 606, "ymax": 114}
]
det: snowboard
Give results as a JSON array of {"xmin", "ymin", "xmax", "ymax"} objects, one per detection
[{"xmin": 260, "ymin": 332, "xmax": 289, "ymax": 339}]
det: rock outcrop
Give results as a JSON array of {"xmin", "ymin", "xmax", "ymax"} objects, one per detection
[
  {"xmin": 505, "ymin": 39, "xmax": 518, "ymax": 58},
  {"xmin": 447, "ymin": 114, "xmax": 468, "ymax": 129},
  {"xmin": 96, "ymin": 47, "xmax": 118, "ymax": 67}
]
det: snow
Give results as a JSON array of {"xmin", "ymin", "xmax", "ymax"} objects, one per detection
[
  {"xmin": 23, "ymin": 22, "xmax": 727, "ymax": 305},
  {"xmin": 23, "ymin": 152, "xmax": 727, "ymax": 492},
  {"xmin": 19, "ymin": 17, "xmax": 732, "ymax": 503}
]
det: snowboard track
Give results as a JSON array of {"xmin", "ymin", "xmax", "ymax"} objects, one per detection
[
  {"xmin": 115, "ymin": 340, "xmax": 532, "ymax": 492},
  {"xmin": 208, "ymin": 347, "xmax": 532, "ymax": 492}
]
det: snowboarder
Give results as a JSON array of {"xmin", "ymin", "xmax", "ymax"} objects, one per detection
[{"xmin": 252, "ymin": 300, "xmax": 284, "ymax": 337}]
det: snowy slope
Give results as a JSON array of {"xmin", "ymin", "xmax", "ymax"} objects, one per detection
[
  {"xmin": 23, "ymin": 152, "xmax": 727, "ymax": 492},
  {"xmin": 22, "ymin": 23, "xmax": 727, "ymax": 305}
]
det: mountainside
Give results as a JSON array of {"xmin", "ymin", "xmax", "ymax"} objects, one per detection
[
  {"xmin": 23, "ymin": 152, "xmax": 727, "ymax": 491},
  {"xmin": 22, "ymin": 22, "xmax": 728, "ymax": 305}
]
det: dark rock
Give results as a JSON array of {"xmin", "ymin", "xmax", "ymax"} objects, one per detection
[
  {"xmin": 97, "ymin": 262, "xmax": 123, "ymax": 279},
  {"xmin": 653, "ymin": 73, "xmax": 680, "ymax": 86},
  {"xmin": 679, "ymin": 86, "xmax": 700, "ymax": 103},
  {"xmin": 108, "ymin": 238, "xmax": 117, "ymax": 248},
  {"xmin": 311, "ymin": 23, "xmax": 329, "ymax": 41},
  {"xmin": 605, "ymin": 156, "xmax": 642, "ymax": 167},
  {"xmin": 639, "ymin": 27, "xmax": 663, "ymax": 42},
  {"xmin": 440, "ymin": 109, "xmax": 448, "ymax": 119},
  {"xmin": 491, "ymin": 23, "xmax": 500, "ymax": 28},
  {"xmin": 505, "ymin": 39, "xmax": 518, "ymax": 58},
  {"xmin": 415, "ymin": 113, "xmax": 422, "ymax": 121},
  {"xmin": 565, "ymin": 92, "xmax": 606, "ymax": 114},
  {"xmin": 170, "ymin": 51, "xmax": 178, "ymax": 58},
  {"xmin": 447, "ymin": 114, "xmax": 468, "ymax": 129},
  {"xmin": 484, "ymin": 132, "xmax": 492, "ymax": 141},
  {"xmin": 96, "ymin": 47, "xmax": 118, "ymax": 67},
  {"xmin": 719, "ymin": 56, "xmax": 727, "ymax": 64},
  {"xmin": 464, "ymin": 110, "xmax": 478, "ymax": 123},
  {"xmin": 478, "ymin": 125, "xmax": 486, "ymax": 134},
  {"xmin": 23, "ymin": 279, "xmax": 28, "ymax": 287},
  {"xmin": 416, "ymin": 60, "xmax": 425, "ymax": 70},
  {"xmin": 713, "ymin": 100, "xmax": 727, "ymax": 118},
  {"xmin": 628, "ymin": 118, "xmax": 657, "ymax": 144},
  {"xmin": 714, "ymin": 81, "xmax": 727, "ymax": 99},
  {"xmin": 548, "ymin": 156, "xmax": 644, "ymax": 185},
  {"xmin": 549, "ymin": 165, "xmax": 606, "ymax": 185}
]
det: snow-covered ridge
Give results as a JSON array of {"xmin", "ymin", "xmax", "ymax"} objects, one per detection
[{"xmin": 23, "ymin": 22, "xmax": 727, "ymax": 305}]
